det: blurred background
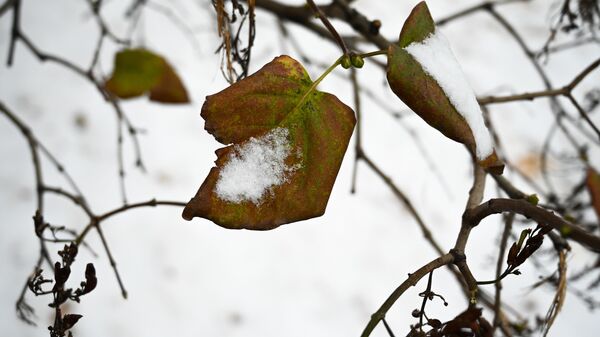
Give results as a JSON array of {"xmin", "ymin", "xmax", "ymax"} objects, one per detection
[{"xmin": 1, "ymin": 0, "xmax": 599, "ymax": 336}]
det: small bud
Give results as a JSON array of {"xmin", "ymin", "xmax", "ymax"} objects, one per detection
[
  {"xmin": 341, "ymin": 55, "xmax": 352, "ymax": 69},
  {"xmin": 525, "ymin": 194, "xmax": 539, "ymax": 205},
  {"xmin": 428, "ymin": 319, "xmax": 442, "ymax": 329},
  {"xmin": 560, "ymin": 225, "xmax": 573, "ymax": 237},
  {"xmin": 411, "ymin": 309, "xmax": 421, "ymax": 318},
  {"xmin": 350, "ymin": 54, "xmax": 364, "ymax": 68},
  {"xmin": 369, "ymin": 20, "xmax": 382, "ymax": 35}
]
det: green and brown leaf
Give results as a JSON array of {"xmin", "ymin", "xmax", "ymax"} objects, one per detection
[
  {"xmin": 105, "ymin": 48, "xmax": 189, "ymax": 104},
  {"xmin": 182, "ymin": 55, "xmax": 356, "ymax": 230},
  {"xmin": 386, "ymin": 1, "xmax": 503, "ymax": 174}
]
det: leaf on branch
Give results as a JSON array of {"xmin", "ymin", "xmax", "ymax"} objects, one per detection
[
  {"xmin": 61, "ymin": 314, "xmax": 83, "ymax": 331},
  {"xmin": 53, "ymin": 262, "xmax": 70, "ymax": 292},
  {"xmin": 76, "ymin": 263, "xmax": 97, "ymax": 296},
  {"xmin": 105, "ymin": 48, "xmax": 189, "ymax": 104},
  {"xmin": 386, "ymin": 1, "xmax": 504, "ymax": 174},
  {"xmin": 442, "ymin": 306, "xmax": 483, "ymax": 335},
  {"xmin": 508, "ymin": 227, "xmax": 548, "ymax": 270},
  {"xmin": 182, "ymin": 55, "xmax": 356, "ymax": 230},
  {"xmin": 586, "ymin": 168, "xmax": 600, "ymax": 223}
]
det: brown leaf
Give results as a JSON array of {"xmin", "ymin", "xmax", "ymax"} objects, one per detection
[
  {"xmin": 62, "ymin": 314, "xmax": 83, "ymax": 331},
  {"xmin": 478, "ymin": 317, "xmax": 493, "ymax": 337},
  {"xmin": 105, "ymin": 48, "xmax": 189, "ymax": 104},
  {"xmin": 587, "ymin": 168, "xmax": 600, "ymax": 223},
  {"xmin": 428, "ymin": 318, "xmax": 442, "ymax": 329},
  {"xmin": 80, "ymin": 263, "xmax": 97, "ymax": 295},
  {"xmin": 149, "ymin": 61, "xmax": 190, "ymax": 103},
  {"xmin": 182, "ymin": 55, "xmax": 355, "ymax": 230},
  {"xmin": 514, "ymin": 234, "xmax": 544, "ymax": 267},
  {"xmin": 507, "ymin": 242, "xmax": 519, "ymax": 266},
  {"xmin": 53, "ymin": 262, "xmax": 70, "ymax": 291},
  {"xmin": 442, "ymin": 307, "xmax": 482, "ymax": 335},
  {"xmin": 386, "ymin": 2, "xmax": 503, "ymax": 174}
]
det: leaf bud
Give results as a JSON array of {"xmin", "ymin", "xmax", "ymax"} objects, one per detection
[
  {"xmin": 350, "ymin": 54, "xmax": 364, "ymax": 68},
  {"xmin": 341, "ymin": 55, "xmax": 352, "ymax": 69},
  {"xmin": 525, "ymin": 194, "xmax": 539, "ymax": 205}
]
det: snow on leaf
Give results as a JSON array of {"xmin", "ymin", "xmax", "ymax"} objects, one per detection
[
  {"xmin": 215, "ymin": 127, "xmax": 300, "ymax": 204},
  {"xmin": 386, "ymin": 1, "xmax": 504, "ymax": 174},
  {"xmin": 105, "ymin": 48, "xmax": 189, "ymax": 104},
  {"xmin": 405, "ymin": 31, "xmax": 494, "ymax": 160},
  {"xmin": 182, "ymin": 55, "xmax": 356, "ymax": 230}
]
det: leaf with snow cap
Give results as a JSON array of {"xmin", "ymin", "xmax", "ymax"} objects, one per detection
[
  {"xmin": 387, "ymin": 1, "xmax": 504, "ymax": 174},
  {"xmin": 182, "ymin": 55, "xmax": 356, "ymax": 230}
]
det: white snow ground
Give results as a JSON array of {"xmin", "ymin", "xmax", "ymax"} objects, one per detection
[{"xmin": 1, "ymin": 1, "xmax": 599, "ymax": 337}]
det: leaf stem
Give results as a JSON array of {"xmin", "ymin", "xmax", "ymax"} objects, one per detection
[
  {"xmin": 292, "ymin": 57, "xmax": 342, "ymax": 114},
  {"xmin": 476, "ymin": 268, "xmax": 513, "ymax": 285},
  {"xmin": 358, "ymin": 49, "xmax": 387, "ymax": 59},
  {"xmin": 280, "ymin": 49, "xmax": 386, "ymax": 126},
  {"xmin": 292, "ymin": 49, "xmax": 385, "ymax": 112}
]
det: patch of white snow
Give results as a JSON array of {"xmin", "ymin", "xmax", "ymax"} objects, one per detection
[
  {"xmin": 215, "ymin": 127, "xmax": 299, "ymax": 204},
  {"xmin": 404, "ymin": 30, "xmax": 494, "ymax": 160}
]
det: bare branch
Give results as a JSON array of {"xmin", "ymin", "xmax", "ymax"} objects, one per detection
[
  {"xmin": 465, "ymin": 198, "xmax": 600, "ymax": 251},
  {"xmin": 360, "ymin": 253, "xmax": 454, "ymax": 337}
]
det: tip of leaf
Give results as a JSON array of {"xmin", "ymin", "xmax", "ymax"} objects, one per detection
[
  {"xmin": 479, "ymin": 151, "xmax": 504, "ymax": 175},
  {"xmin": 181, "ymin": 203, "xmax": 194, "ymax": 221},
  {"xmin": 104, "ymin": 48, "xmax": 190, "ymax": 104},
  {"xmin": 398, "ymin": 1, "xmax": 435, "ymax": 48}
]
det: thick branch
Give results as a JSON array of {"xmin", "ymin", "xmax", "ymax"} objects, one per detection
[
  {"xmin": 249, "ymin": 0, "xmax": 390, "ymax": 49},
  {"xmin": 465, "ymin": 198, "xmax": 600, "ymax": 251},
  {"xmin": 306, "ymin": 0, "xmax": 349, "ymax": 54}
]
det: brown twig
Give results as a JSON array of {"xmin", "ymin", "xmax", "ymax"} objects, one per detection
[
  {"xmin": 464, "ymin": 198, "xmax": 600, "ymax": 251},
  {"xmin": 493, "ymin": 212, "xmax": 515, "ymax": 334},
  {"xmin": 435, "ymin": 0, "xmax": 527, "ymax": 26},
  {"xmin": 360, "ymin": 253, "xmax": 455, "ymax": 337},
  {"xmin": 477, "ymin": 57, "xmax": 600, "ymax": 141},
  {"xmin": 306, "ymin": 0, "xmax": 349, "ymax": 55}
]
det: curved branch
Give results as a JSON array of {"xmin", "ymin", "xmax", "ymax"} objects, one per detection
[
  {"xmin": 360, "ymin": 253, "xmax": 454, "ymax": 337},
  {"xmin": 248, "ymin": 0, "xmax": 390, "ymax": 49},
  {"xmin": 465, "ymin": 198, "xmax": 600, "ymax": 251}
]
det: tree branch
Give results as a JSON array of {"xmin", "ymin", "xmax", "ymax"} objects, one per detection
[
  {"xmin": 465, "ymin": 198, "xmax": 600, "ymax": 251},
  {"xmin": 360, "ymin": 253, "xmax": 454, "ymax": 337}
]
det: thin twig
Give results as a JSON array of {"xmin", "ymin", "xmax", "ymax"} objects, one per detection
[
  {"xmin": 94, "ymin": 222, "xmax": 127, "ymax": 299},
  {"xmin": 360, "ymin": 253, "xmax": 454, "ymax": 337},
  {"xmin": 382, "ymin": 318, "xmax": 396, "ymax": 337},
  {"xmin": 493, "ymin": 212, "xmax": 514, "ymax": 335},
  {"xmin": 306, "ymin": 0, "xmax": 349, "ymax": 54}
]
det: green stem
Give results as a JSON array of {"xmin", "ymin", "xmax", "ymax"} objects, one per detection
[
  {"xmin": 293, "ymin": 57, "xmax": 342, "ymax": 113},
  {"xmin": 358, "ymin": 49, "xmax": 388, "ymax": 59},
  {"xmin": 286, "ymin": 49, "xmax": 385, "ymax": 121}
]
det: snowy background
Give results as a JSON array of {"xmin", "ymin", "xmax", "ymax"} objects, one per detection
[{"xmin": 1, "ymin": 0, "xmax": 599, "ymax": 337}]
